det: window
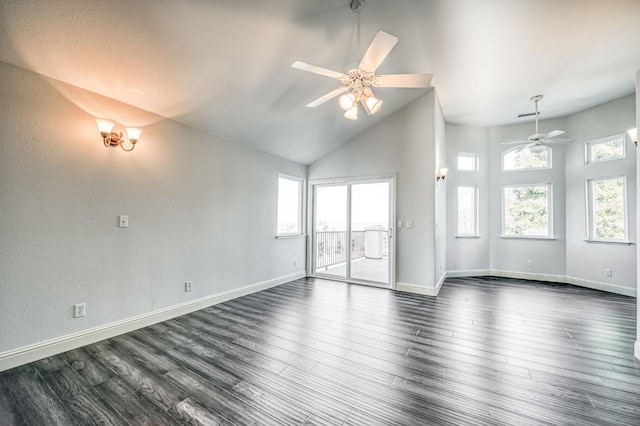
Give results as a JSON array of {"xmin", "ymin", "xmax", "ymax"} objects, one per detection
[
  {"xmin": 502, "ymin": 184, "xmax": 552, "ymax": 238},
  {"xmin": 586, "ymin": 176, "xmax": 626, "ymax": 242},
  {"xmin": 458, "ymin": 153, "xmax": 479, "ymax": 171},
  {"xmin": 585, "ymin": 134, "xmax": 625, "ymax": 163},
  {"xmin": 457, "ymin": 185, "xmax": 479, "ymax": 236},
  {"xmin": 277, "ymin": 175, "xmax": 303, "ymax": 236},
  {"xmin": 502, "ymin": 145, "xmax": 551, "ymax": 171}
]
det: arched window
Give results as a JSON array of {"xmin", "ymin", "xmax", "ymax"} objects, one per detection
[{"xmin": 502, "ymin": 145, "xmax": 552, "ymax": 171}]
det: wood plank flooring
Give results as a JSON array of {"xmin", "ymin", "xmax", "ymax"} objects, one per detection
[{"xmin": 1, "ymin": 276, "xmax": 639, "ymax": 425}]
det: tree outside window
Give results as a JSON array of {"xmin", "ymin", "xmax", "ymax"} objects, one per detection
[
  {"xmin": 503, "ymin": 184, "xmax": 551, "ymax": 237},
  {"xmin": 503, "ymin": 146, "xmax": 551, "ymax": 171},
  {"xmin": 587, "ymin": 177, "xmax": 626, "ymax": 241}
]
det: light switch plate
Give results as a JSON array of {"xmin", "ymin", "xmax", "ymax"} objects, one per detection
[
  {"xmin": 119, "ymin": 215, "xmax": 129, "ymax": 228},
  {"xmin": 406, "ymin": 220, "xmax": 413, "ymax": 229},
  {"xmin": 397, "ymin": 220, "xmax": 403, "ymax": 228}
]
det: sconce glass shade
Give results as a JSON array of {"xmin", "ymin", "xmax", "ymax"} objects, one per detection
[
  {"xmin": 344, "ymin": 105, "xmax": 358, "ymax": 121},
  {"xmin": 628, "ymin": 128, "xmax": 637, "ymax": 144},
  {"xmin": 96, "ymin": 119, "xmax": 115, "ymax": 135},
  {"xmin": 439, "ymin": 168, "xmax": 448, "ymax": 177},
  {"xmin": 364, "ymin": 95, "xmax": 383, "ymax": 115},
  {"xmin": 339, "ymin": 93, "xmax": 356, "ymax": 111},
  {"xmin": 126, "ymin": 127, "xmax": 142, "ymax": 142}
]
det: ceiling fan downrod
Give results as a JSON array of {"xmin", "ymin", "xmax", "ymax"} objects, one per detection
[{"xmin": 531, "ymin": 95, "xmax": 543, "ymax": 135}]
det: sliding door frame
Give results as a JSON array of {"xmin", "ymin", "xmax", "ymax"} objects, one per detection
[{"xmin": 307, "ymin": 174, "xmax": 396, "ymax": 289}]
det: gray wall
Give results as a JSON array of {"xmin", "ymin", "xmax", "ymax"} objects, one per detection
[
  {"xmin": 445, "ymin": 123, "xmax": 490, "ymax": 273},
  {"xmin": 0, "ymin": 61, "xmax": 307, "ymax": 354},
  {"xmin": 309, "ymin": 90, "xmax": 444, "ymax": 292},
  {"xmin": 489, "ymin": 117, "xmax": 568, "ymax": 278},
  {"xmin": 565, "ymin": 95, "xmax": 636, "ymax": 293}
]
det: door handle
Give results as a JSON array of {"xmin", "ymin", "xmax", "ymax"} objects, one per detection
[{"xmin": 387, "ymin": 228, "xmax": 393, "ymax": 238}]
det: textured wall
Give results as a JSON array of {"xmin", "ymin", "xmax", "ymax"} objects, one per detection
[{"xmin": 0, "ymin": 61, "xmax": 307, "ymax": 353}]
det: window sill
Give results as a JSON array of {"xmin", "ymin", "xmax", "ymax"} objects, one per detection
[
  {"xmin": 275, "ymin": 234, "xmax": 307, "ymax": 240},
  {"xmin": 456, "ymin": 235, "xmax": 481, "ymax": 239},
  {"xmin": 500, "ymin": 235, "xmax": 556, "ymax": 240},
  {"xmin": 584, "ymin": 239, "xmax": 634, "ymax": 246}
]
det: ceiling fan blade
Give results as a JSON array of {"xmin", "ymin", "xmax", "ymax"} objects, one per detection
[
  {"xmin": 291, "ymin": 61, "xmax": 344, "ymax": 79},
  {"xmin": 501, "ymin": 140, "xmax": 530, "ymax": 145},
  {"xmin": 306, "ymin": 86, "xmax": 350, "ymax": 108},
  {"xmin": 358, "ymin": 31, "xmax": 398, "ymax": 73},
  {"xmin": 543, "ymin": 138, "xmax": 573, "ymax": 144},
  {"xmin": 519, "ymin": 142, "xmax": 537, "ymax": 152},
  {"xmin": 544, "ymin": 130, "xmax": 565, "ymax": 139},
  {"xmin": 374, "ymin": 73, "xmax": 433, "ymax": 88}
]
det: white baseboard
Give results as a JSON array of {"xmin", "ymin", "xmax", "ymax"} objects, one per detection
[
  {"xmin": 0, "ymin": 271, "xmax": 306, "ymax": 373},
  {"xmin": 565, "ymin": 276, "xmax": 636, "ymax": 297},
  {"xmin": 635, "ymin": 341, "xmax": 640, "ymax": 360},
  {"xmin": 446, "ymin": 269, "xmax": 636, "ymax": 297},
  {"xmin": 396, "ymin": 282, "xmax": 439, "ymax": 297},
  {"xmin": 446, "ymin": 269, "xmax": 491, "ymax": 278},
  {"xmin": 489, "ymin": 270, "xmax": 567, "ymax": 284}
]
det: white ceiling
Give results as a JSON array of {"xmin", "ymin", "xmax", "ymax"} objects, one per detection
[{"xmin": 1, "ymin": 0, "xmax": 639, "ymax": 164}]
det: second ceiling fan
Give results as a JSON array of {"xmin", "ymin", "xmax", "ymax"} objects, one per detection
[
  {"xmin": 291, "ymin": 0, "xmax": 432, "ymax": 120},
  {"xmin": 502, "ymin": 95, "xmax": 573, "ymax": 151}
]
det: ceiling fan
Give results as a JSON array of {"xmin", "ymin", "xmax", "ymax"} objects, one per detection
[
  {"xmin": 291, "ymin": 0, "xmax": 432, "ymax": 120},
  {"xmin": 501, "ymin": 95, "xmax": 573, "ymax": 150}
]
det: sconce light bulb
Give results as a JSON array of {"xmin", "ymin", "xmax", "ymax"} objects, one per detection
[
  {"xmin": 96, "ymin": 119, "xmax": 115, "ymax": 135},
  {"xmin": 126, "ymin": 127, "xmax": 142, "ymax": 144},
  {"xmin": 628, "ymin": 128, "xmax": 637, "ymax": 145}
]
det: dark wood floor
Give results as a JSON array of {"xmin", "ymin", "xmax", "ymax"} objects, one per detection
[{"xmin": 1, "ymin": 276, "xmax": 639, "ymax": 425}]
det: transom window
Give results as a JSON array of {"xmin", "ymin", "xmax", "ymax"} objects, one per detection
[
  {"xmin": 502, "ymin": 145, "xmax": 552, "ymax": 171},
  {"xmin": 585, "ymin": 134, "xmax": 625, "ymax": 163},
  {"xmin": 502, "ymin": 184, "xmax": 552, "ymax": 238},
  {"xmin": 458, "ymin": 153, "xmax": 479, "ymax": 171},
  {"xmin": 586, "ymin": 176, "xmax": 627, "ymax": 242}
]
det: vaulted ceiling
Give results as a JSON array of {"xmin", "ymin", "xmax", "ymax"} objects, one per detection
[{"xmin": 1, "ymin": 0, "xmax": 639, "ymax": 164}]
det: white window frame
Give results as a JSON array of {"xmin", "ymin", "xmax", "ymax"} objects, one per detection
[
  {"xmin": 457, "ymin": 152, "xmax": 479, "ymax": 172},
  {"xmin": 502, "ymin": 145, "xmax": 552, "ymax": 171},
  {"xmin": 584, "ymin": 133, "xmax": 626, "ymax": 164},
  {"xmin": 501, "ymin": 183, "xmax": 553, "ymax": 239},
  {"xmin": 276, "ymin": 174, "xmax": 304, "ymax": 238},
  {"xmin": 456, "ymin": 185, "xmax": 479, "ymax": 237},
  {"xmin": 585, "ymin": 175, "xmax": 629, "ymax": 243}
]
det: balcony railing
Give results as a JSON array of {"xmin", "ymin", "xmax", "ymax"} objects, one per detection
[{"xmin": 316, "ymin": 230, "xmax": 389, "ymax": 269}]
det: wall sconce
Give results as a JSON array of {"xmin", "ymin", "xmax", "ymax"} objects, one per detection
[
  {"xmin": 436, "ymin": 168, "xmax": 448, "ymax": 181},
  {"xmin": 628, "ymin": 128, "xmax": 637, "ymax": 146},
  {"xmin": 97, "ymin": 119, "xmax": 142, "ymax": 152}
]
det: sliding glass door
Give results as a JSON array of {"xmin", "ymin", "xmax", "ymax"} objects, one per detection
[{"xmin": 312, "ymin": 177, "xmax": 393, "ymax": 287}]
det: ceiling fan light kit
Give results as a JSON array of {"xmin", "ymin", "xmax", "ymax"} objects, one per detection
[{"xmin": 291, "ymin": 0, "xmax": 432, "ymax": 120}]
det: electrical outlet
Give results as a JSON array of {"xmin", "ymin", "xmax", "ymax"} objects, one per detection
[
  {"xmin": 185, "ymin": 281, "xmax": 192, "ymax": 292},
  {"xmin": 527, "ymin": 260, "xmax": 533, "ymax": 268},
  {"xmin": 605, "ymin": 269, "xmax": 612, "ymax": 277},
  {"xmin": 74, "ymin": 303, "xmax": 86, "ymax": 318}
]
